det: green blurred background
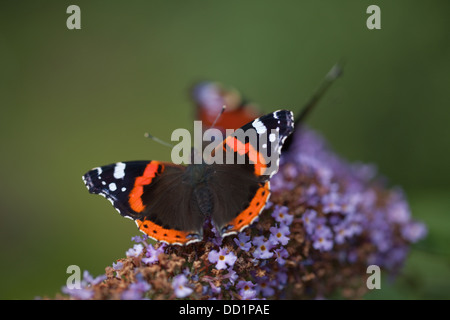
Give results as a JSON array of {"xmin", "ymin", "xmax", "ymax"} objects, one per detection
[{"xmin": 0, "ymin": 1, "xmax": 449, "ymax": 299}]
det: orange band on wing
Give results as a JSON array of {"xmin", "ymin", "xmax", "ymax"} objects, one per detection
[
  {"xmin": 227, "ymin": 181, "xmax": 270, "ymax": 233},
  {"xmin": 225, "ymin": 136, "xmax": 267, "ymax": 175},
  {"xmin": 128, "ymin": 161, "xmax": 163, "ymax": 213},
  {"xmin": 136, "ymin": 219, "xmax": 197, "ymax": 245}
]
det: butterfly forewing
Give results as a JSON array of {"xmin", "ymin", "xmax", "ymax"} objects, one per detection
[{"xmin": 83, "ymin": 161, "xmax": 204, "ymax": 245}]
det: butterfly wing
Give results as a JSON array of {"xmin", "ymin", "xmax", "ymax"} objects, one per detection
[
  {"xmin": 207, "ymin": 110, "xmax": 294, "ymax": 235},
  {"xmin": 83, "ymin": 161, "xmax": 204, "ymax": 245},
  {"xmin": 191, "ymin": 81, "xmax": 261, "ymax": 131}
]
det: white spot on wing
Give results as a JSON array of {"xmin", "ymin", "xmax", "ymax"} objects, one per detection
[
  {"xmin": 109, "ymin": 182, "xmax": 117, "ymax": 191},
  {"xmin": 252, "ymin": 118, "xmax": 267, "ymax": 134},
  {"xmin": 113, "ymin": 162, "xmax": 126, "ymax": 179},
  {"xmin": 269, "ymin": 133, "xmax": 276, "ymax": 142}
]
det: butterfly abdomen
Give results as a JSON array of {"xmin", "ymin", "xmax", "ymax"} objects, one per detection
[{"xmin": 194, "ymin": 185, "xmax": 214, "ymax": 217}]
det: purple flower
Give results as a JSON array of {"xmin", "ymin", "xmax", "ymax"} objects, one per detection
[
  {"xmin": 312, "ymin": 226, "xmax": 334, "ymax": 251},
  {"xmin": 279, "ymin": 162, "xmax": 296, "ymax": 179},
  {"xmin": 273, "ymin": 247, "xmax": 289, "ymax": 265},
  {"xmin": 303, "ymin": 185, "xmax": 320, "ymax": 205},
  {"xmin": 61, "ymin": 286, "xmax": 94, "ymax": 300},
  {"xmin": 347, "ymin": 220, "xmax": 363, "ymax": 237},
  {"xmin": 131, "ymin": 234, "xmax": 148, "ymax": 244},
  {"xmin": 208, "ymin": 248, "xmax": 237, "ymax": 270},
  {"xmin": 340, "ymin": 193, "xmax": 361, "ymax": 215},
  {"xmin": 83, "ymin": 270, "xmax": 106, "ymax": 286},
  {"xmin": 276, "ymin": 271, "xmax": 288, "ymax": 289},
  {"xmin": 270, "ymin": 171, "xmax": 295, "ymax": 192},
  {"xmin": 236, "ymin": 280, "xmax": 256, "ymax": 300},
  {"xmin": 312, "ymin": 236, "xmax": 333, "ymax": 251},
  {"xmin": 62, "ymin": 270, "xmax": 106, "ymax": 299},
  {"xmin": 225, "ymin": 268, "xmax": 238, "ymax": 285},
  {"xmin": 350, "ymin": 162, "xmax": 377, "ymax": 182},
  {"xmin": 112, "ymin": 261, "xmax": 123, "ymax": 271},
  {"xmin": 271, "ymin": 205, "xmax": 294, "ymax": 226},
  {"xmin": 328, "ymin": 215, "xmax": 341, "ymax": 225},
  {"xmin": 333, "ymin": 223, "xmax": 350, "ymax": 245},
  {"xmin": 210, "ymin": 225, "xmax": 224, "ymax": 246},
  {"xmin": 121, "ymin": 288, "xmax": 144, "ymax": 300},
  {"xmin": 265, "ymin": 200, "xmax": 273, "ymax": 209},
  {"xmin": 386, "ymin": 192, "xmax": 411, "ymax": 224},
  {"xmin": 209, "ymin": 282, "xmax": 221, "ymax": 294},
  {"xmin": 322, "ymin": 192, "xmax": 341, "ymax": 214},
  {"xmin": 316, "ymin": 166, "xmax": 333, "ymax": 185},
  {"xmin": 302, "ymin": 209, "xmax": 317, "ymax": 234},
  {"xmin": 121, "ymin": 274, "xmax": 151, "ymax": 300},
  {"xmin": 370, "ymin": 229, "xmax": 392, "ymax": 252},
  {"xmin": 126, "ymin": 244, "xmax": 144, "ymax": 258},
  {"xmin": 172, "ymin": 274, "xmax": 193, "ymax": 298},
  {"xmin": 312, "ymin": 216, "xmax": 328, "ymax": 235},
  {"xmin": 252, "ymin": 237, "xmax": 274, "ymax": 259},
  {"xmin": 347, "ymin": 250, "xmax": 359, "ymax": 263},
  {"xmin": 269, "ymin": 224, "xmax": 290, "ymax": 246},
  {"xmin": 256, "ymin": 277, "xmax": 276, "ymax": 297},
  {"xmin": 401, "ymin": 222, "xmax": 427, "ymax": 243},
  {"xmin": 234, "ymin": 233, "xmax": 252, "ymax": 252},
  {"xmin": 142, "ymin": 243, "xmax": 164, "ymax": 265},
  {"xmin": 383, "ymin": 246, "xmax": 409, "ymax": 269}
]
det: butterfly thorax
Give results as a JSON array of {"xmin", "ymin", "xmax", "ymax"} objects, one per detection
[{"xmin": 185, "ymin": 164, "xmax": 214, "ymax": 217}]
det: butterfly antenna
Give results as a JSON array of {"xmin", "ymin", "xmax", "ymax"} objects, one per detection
[
  {"xmin": 295, "ymin": 61, "xmax": 344, "ymax": 127},
  {"xmin": 208, "ymin": 105, "xmax": 227, "ymax": 130},
  {"xmin": 144, "ymin": 132, "xmax": 174, "ymax": 148},
  {"xmin": 282, "ymin": 61, "xmax": 343, "ymax": 151}
]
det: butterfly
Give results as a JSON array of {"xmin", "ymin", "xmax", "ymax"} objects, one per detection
[
  {"xmin": 191, "ymin": 81, "xmax": 261, "ymax": 133},
  {"xmin": 82, "ymin": 110, "xmax": 294, "ymax": 245},
  {"xmin": 191, "ymin": 63, "xmax": 342, "ymax": 151}
]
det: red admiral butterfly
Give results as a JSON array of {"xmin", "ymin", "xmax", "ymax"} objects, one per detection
[
  {"xmin": 191, "ymin": 81, "xmax": 261, "ymax": 133},
  {"xmin": 82, "ymin": 110, "xmax": 294, "ymax": 245},
  {"xmin": 192, "ymin": 63, "xmax": 342, "ymax": 150}
]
